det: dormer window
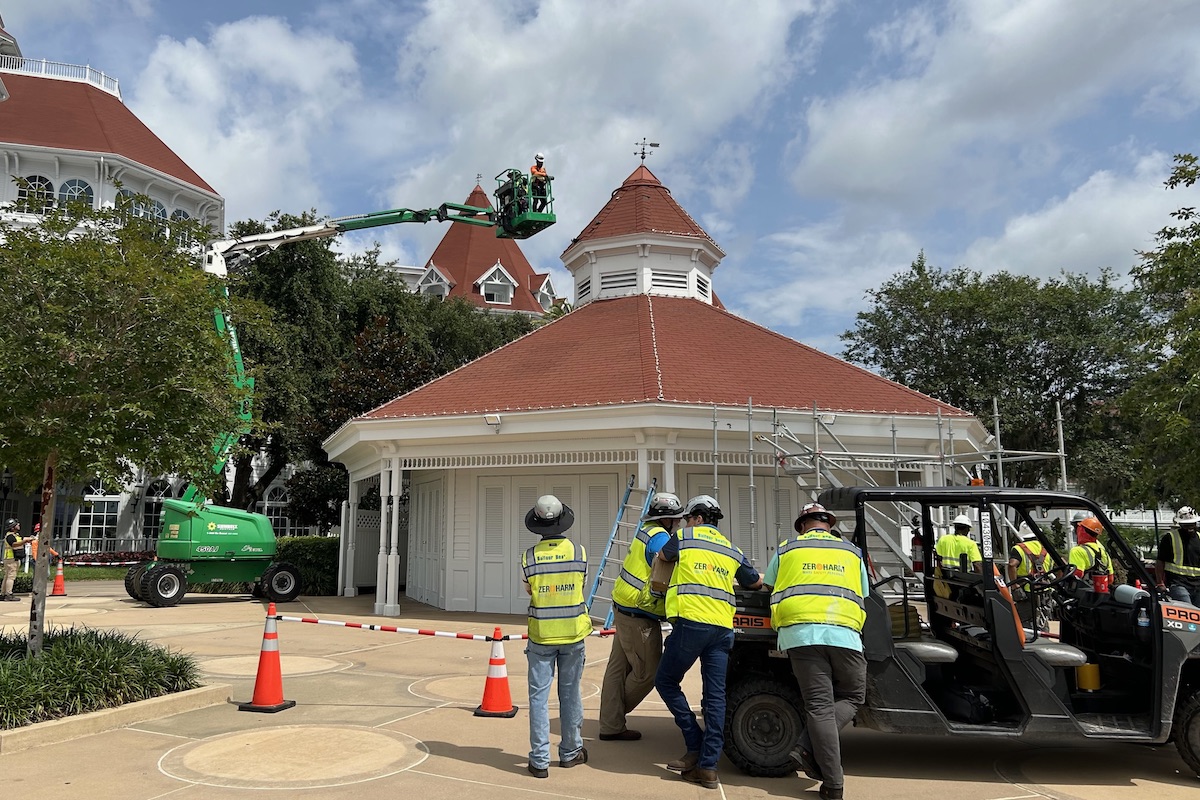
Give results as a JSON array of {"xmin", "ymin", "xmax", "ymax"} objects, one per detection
[
  {"xmin": 476, "ymin": 262, "xmax": 517, "ymax": 306},
  {"xmin": 532, "ymin": 276, "xmax": 556, "ymax": 311},
  {"xmin": 418, "ymin": 264, "xmax": 452, "ymax": 299}
]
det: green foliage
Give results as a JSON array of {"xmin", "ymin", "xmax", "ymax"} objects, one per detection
[
  {"xmin": 286, "ymin": 465, "xmax": 348, "ymax": 533},
  {"xmin": 0, "ymin": 627, "xmax": 199, "ymax": 729},
  {"xmin": 1124, "ymin": 154, "xmax": 1200, "ymax": 505},
  {"xmin": 0, "ymin": 193, "xmax": 245, "ymax": 498},
  {"xmin": 276, "ymin": 536, "xmax": 340, "ymax": 595},
  {"xmin": 841, "ymin": 252, "xmax": 1148, "ymax": 496}
]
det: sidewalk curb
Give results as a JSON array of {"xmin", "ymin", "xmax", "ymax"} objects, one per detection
[{"xmin": 0, "ymin": 683, "xmax": 230, "ymax": 754}]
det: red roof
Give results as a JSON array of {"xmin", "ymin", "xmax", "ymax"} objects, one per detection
[
  {"xmin": 425, "ymin": 185, "xmax": 550, "ymax": 314},
  {"xmin": 363, "ymin": 294, "xmax": 967, "ymax": 419},
  {"xmin": 0, "ymin": 73, "xmax": 215, "ymax": 193},
  {"xmin": 566, "ymin": 165, "xmax": 716, "ymax": 253}
]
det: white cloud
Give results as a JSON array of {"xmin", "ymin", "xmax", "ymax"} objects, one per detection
[
  {"xmin": 789, "ymin": 0, "xmax": 1200, "ymax": 212},
  {"xmin": 959, "ymin": 151, "xmax": 1200, "ymax": 279}
]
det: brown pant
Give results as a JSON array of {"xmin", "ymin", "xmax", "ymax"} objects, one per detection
[
  {"xmin": 598, "ymin": 611, "xmax": 663, "ymax": 735},
  {"xmin": 2, "ymin": 559, "xmax": 18, "ymax": 596}
]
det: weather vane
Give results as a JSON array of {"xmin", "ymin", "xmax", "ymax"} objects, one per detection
[
  {"xmin": 476, "ymin": 173, "xmax": 483, "ymax": 185},
  {"xmin": 635, "ymin": 138, "xmax": 660, "ymax": 163}
]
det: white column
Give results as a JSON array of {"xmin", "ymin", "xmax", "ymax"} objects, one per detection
[
  {"xmin": 343, "ymin": 499, "xmax": 358, "ymax": 597},
  {"xmin": 664, "ymin": 447, "xmax": 677, "ymax": 493},
  {"xmin": 374, "ymin": 460, "xmax": 390, "ymax": 614},
  {"xmin": 384, "ymin": 463, "xmax": 402, "ymax": 616},
  {"xmin": 336, "ymin": 499, "xmax": 348, "ymax": 596}
]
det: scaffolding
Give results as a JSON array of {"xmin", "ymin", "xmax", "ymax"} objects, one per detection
[{"xmin": 703, "ymin": 398, "xmax": 1069, "ymax": 591}]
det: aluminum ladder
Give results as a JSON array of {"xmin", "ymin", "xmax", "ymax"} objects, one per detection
[{"xmin": 586, "ymin": 475, "xmax": 656, "ymax": 627}]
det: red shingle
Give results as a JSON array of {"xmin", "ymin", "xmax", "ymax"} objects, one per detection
[
  {"xmin": 363, "ymin": 295, "xmax": 966, "ymax": 419},
  {"xmin": 566, "ymin": 165, "xmax": 716, "ymax": 253},
  {"xmin": 426, "ymin": 185, "xmax": 548, "ymax": 314},
  {"xmin": 0, "ymin": 73, "xmax": 214, "ymax": 193}
]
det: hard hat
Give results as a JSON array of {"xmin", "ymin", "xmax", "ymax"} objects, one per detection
[
  {"xmin": 952, "ymin": 514, "xmax": 972, "ymax": 529},
  {"xmin": 33, "ymin": 523, "xmax": 40, "ymax": 533},
  {"xmin": 1076, "ymin": 516, "xmax": 1103, "ymax": 535},
  {"xmin": 644, "ymin": 492, "xmax": 683, "ymax": 521},
  {"xmin": 524, "ymin": 494, "xmax": 575, "ymax": 535},
  {"xmin": 683, "ymin": 494, "xmax": 722, "ymax": 521},
  {"xmin": 4, "ymin": 518, "xmax": 17, "ymax": 530},
  {"xmin": 535, "ymin": 153, "xmax": 545, "ymax": 162},
  {"xmin": 795, "ymin": 502, "xmax": 837, "ymax": 533},
  {"xmin": 1175, "ymin": 506, "xmax": 1200, "ymax": 525},
  {"xmin": 1017, "ymin": 522, "xmax": 1035, "ymax": 539},
  {"xmin": 1070, "ymin": 511, "xmax": 1089, "ymax": 524}
]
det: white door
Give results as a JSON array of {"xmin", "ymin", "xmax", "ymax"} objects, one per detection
[{"xmin": 409, "ymin": 477, "xmax": 443, "ymax": 606}]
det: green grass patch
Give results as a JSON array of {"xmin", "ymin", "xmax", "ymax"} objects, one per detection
[{"xmin": 0, "ymin": 627, "xmax": 200, "ymax": 729}]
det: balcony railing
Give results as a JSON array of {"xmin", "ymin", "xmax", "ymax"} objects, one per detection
[{"xmin": 0, "ymin": 55, "xmax": 120, "ymax": 98}]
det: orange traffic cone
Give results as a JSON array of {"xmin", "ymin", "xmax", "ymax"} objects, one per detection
[
  {"xmin": 474, "ymin": 626, "xmax": 518, "ymax": 718},
  {"xmin": 237, "ymin": 602, "xmax": 296, "ymax": 713},
  {"xmin": 50, "ymin": 560, "xmax": 67, "ymax": 597}
]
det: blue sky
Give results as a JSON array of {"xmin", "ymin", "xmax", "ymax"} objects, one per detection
[{"xmin": 6, "ymin": 0, "xmax": 1200, "ymax": 354}]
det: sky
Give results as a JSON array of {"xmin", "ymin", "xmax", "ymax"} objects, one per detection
[{"xmin": 5, "ymin": 0, "xmax": 1200, "ymax": 355}]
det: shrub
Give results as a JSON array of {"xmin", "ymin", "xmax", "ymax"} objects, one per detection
[
  {"xmin": 0, "ymin": 627, "xmax": 199, "ymax": 729},
  {"xmin": 191, "ymin": 536, "xmax": 339, "ymax": 596}
]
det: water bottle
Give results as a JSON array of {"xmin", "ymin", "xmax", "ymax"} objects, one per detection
[{"xmin": 1137, "ymin": 607, "xmax": 1150, "ymax": 628}]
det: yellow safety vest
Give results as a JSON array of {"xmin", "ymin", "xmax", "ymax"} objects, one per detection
[
  {"xmin": 1013, "ymin": 540, "xmax": 1052, "ymax": 578},
  {"xmin": 770, "ymin": 530, "xmax": 866, "ymax": 632},
  {"xmin": 1166, "ymin": 530, "xmax": 1200, "ymax": 578},
  {"xmin": 1069, "ymin": 541, "xmax": 1112, "ymax": 578},
  {"xmin": 610, "ymin": 523, "xmax": 667, "ymax": 618},
  {"xmin": 666, "ymin": 525, "xmax": 744, "ymax": 629},
  {"xmin": 523, "ymin": 537, "xmax": 591, "ymax": 646}
]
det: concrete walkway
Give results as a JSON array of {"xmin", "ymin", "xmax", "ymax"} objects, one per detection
[{"xmin": 0, "ymin": 582, "xmax": 1195, "ymax": 799}]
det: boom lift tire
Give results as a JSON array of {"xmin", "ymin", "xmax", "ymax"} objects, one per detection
[
  {"xmin": 140, "ymin": 565, "xmax": 187, "ymax": 608},
  {"xmin": 124, "ymin": 563, "xmax": 149, "ymax": 600},
  {"xmin": 724, "ymin": 675, "xmax": 807, "ymax": 777},
  {"xmin": 262, "ymin": 562, "xmax": 301, "ymax": 603},
  {"xmin": 1175, "ymin": 689, "xmax": 1200, "ymax": 777}
]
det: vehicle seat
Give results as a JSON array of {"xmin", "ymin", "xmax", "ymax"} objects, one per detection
[
  {"xmin": 894, "ymin": 639, "xmax": 958, "ymax": 664},
  {"xmin": 1023, "ymin": 639, "xmax": 1087, "ymax": 668}
]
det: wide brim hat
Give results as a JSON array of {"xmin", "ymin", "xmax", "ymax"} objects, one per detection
[{"xmin": 524, "ymin": 504, "xmax": 575, "ymax": 536}]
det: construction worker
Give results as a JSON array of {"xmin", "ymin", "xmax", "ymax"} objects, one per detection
[
  {"xmin": 654, "ymin": 494, "xmax": 761, "ymax": 790},
  {"xmin": 3, "ymin": 519, "xmax": 28, "ymax": 601},
  {"xmin": 29, "ymin": 522, "xmax": 60, "ymax": 563},
  {"xmin": 936, "ymin": 515, "xmax": 983, "ymax": 573},
  {"xmin": 530, "ymin": 153, "xmax": 549, "ymax": 212},
  {"xmin": 1007, "ymin": 522, "xmax": 1052, "ymax": 625},
  {"xmin": 763, "ymin": 503, "xmax": 867, "ymax": 800},
  {"xmin": 1069, "ymin": 516, "xmax": 1113, "ymax": 583},
  {"xmin": 1156, "ymin": 506, "xmax": 1200, "ymax": 605},
  {"xmin": 520, "ymin": 495, "xmax": 591, "ymax": 778},
  {"xmin": 599, "ymin": 491, "xmax": 683, "ymax": 741}
]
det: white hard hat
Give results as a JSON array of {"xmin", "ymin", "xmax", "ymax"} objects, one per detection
[
  {"xmin": 644, "ymin": 492, "xmax": 684, "ymax": 521},
  {"xmin": 1017, "ymin": 522, "xmax": 1035, "ymax": 539},
  {"xmin": 952, "ymin": 514, "xmax": 972, "ymax": 529},
  {"xmin": 683, "ymin": 494, "xmax": 722, "ymax": 521},
  {"xmin": 1176, "ymin": 506, "xmax": 1200, "ymax": 525},
  {"xmin": 535, "ymin": 152, "xmax": 545, "ymax": 162}
]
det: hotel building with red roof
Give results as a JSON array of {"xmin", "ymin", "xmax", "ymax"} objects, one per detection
[{"xmin": 324, "ymin": 164, "xmax": 990, "ymax": 616}]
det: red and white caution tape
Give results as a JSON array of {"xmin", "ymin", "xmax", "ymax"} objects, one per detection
[
  {"xmin": 273, "ymin": 613, "xmax": 613, "ymax": 640},
  {"xmin": 63, "ymin": 560, "xmax": 146, "ymax": 566}
]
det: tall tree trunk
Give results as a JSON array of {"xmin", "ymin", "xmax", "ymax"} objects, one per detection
[{"xmin": 27, "ymin": 450, "xmax": 57, "ymax": 657}]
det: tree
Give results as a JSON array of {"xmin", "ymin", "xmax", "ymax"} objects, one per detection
[
  {"xmin": 0, "ymin": 197, "xmax": 244, "ymax": 654},
  {"xmin": 841, "ymin": 253, "xmax": 1148, "ymax": 495},
  {"xmin": 1123, "ymin": 153, "xmax": 1200, "ymax": 505},
  {"xmin": 285, "ymin": 464, "xmax": 348, "ymax": 534}
]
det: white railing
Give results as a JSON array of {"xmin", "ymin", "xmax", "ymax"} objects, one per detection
[{"xmin": 0, "ymin": 55, "xmax": 120, "ymax": 98}]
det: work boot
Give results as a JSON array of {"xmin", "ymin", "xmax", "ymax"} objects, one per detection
[
  {"xmin": 526, "ymin": 764, "xmax": 548, "ymax": 779},
  {"xmin": 818, "ymin": 784, "xmax": 844, "ymax": 800},
  {"xmin": 681, "ymin": 766, "xmax": 719, "ymax": 789},
  {"xmin": 3, "ymin": 595, "xmax": 18, "ymax": 602},
  {"xmin": 559, "ymin": 747, "xmax": 588, "ymax": 768},
  {"xmin": 790, "ymin": 746, "xmax": 824, "ymax": 782},
  {"xmin": 598, "ymin": 729, "xmax": 642, "ymax": 741},
  {"xmin": 667, "ymin": 751, "xmax": 699, "ymax": 771}
]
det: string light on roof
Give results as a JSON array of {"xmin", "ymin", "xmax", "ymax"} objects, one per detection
[{"xmin": 635, "ymin": 138, "xmax": 660, "ymax": 163}]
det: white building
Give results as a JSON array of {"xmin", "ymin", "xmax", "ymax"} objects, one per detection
[{"xmin": 324, "ymin": 165, "xmax": 991, "ymax": 616}]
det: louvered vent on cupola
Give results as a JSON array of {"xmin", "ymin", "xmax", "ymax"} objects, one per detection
[{"xmin": 599, "ymin": 270, "xmax": 638, "ymax": 295}]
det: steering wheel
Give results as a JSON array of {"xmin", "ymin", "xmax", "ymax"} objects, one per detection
[{"xmin": 1009, "ymin": 563, "xmax": 1076, "ymax": 598}]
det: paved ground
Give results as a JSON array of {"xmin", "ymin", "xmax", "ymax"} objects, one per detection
[{"xmin": 0, "ymin": 581, "xmax": 1196, "ymax": 799}]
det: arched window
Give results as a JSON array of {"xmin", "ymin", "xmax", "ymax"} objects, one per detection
[
  {"xmin": 258, "ymin": 486, "xmax": 302, "ymax": 537},
  {"xmin": 170, "ymin": 209, "xmax": 190, "ymax": 222},
  {"xmin": 141, "ymin": 479, "xmax": 173, "ymax": 541},
  {"xmin": 151, "ymin": 200, "xmax": 168, "ymax": 221},
  {"xmin": 116, "ymin": 188, "xmax": 149, "ymax": 219},
  {"xmin": 58, "ymin": 178, "xmax": 94, "ymax": 208},
  {"xmin": 16, "ymin": 175, "xmax": 55, "ymax": 214},
  {"xmin": 170, "ymin": 209, "xmax": 192, "ymax": 246},
  {"xmin": 78, "ymin": 478, "xmax": 120, "ymax": 552}
]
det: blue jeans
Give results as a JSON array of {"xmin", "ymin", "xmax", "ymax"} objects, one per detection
[
  {"xmin": 526, "ymin": 639, "xmax": 586, "ymax": 768},
  {"xmin": 1168, "ymin": 582, "xmax": 1200, "ymax": 606},
  {"xmin": 654, "ymin": 619, "xmax": 734, "ymax": 770}
]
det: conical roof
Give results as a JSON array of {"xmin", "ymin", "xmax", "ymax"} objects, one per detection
[
  {"xmin": 424, "ymin": 185, "xmax": 551, "ymax": 314},
  {"xmin": 566, "ymin": 165, "xmax": 718, "ymax": 253},
  {"xmin": 362, "ymin": 295, "xmax": 966, "ymax": 419}
]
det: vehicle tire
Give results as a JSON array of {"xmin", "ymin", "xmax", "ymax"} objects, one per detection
[
  {"xmin": 140, "ymin": 565, "xmax": 187, "ymax": 608},
  {"xmin": 724, "ymin": 675, "xmax": 806, "ymax": 777},
  {"xmin": 250, "ymin": 581, "xmax": 265, "ymax": 599},
  {"xmin": 262, "ymin": 562, "xmax": 301, "ymax": 603},
  {"xmin": 1175, "ymin": 689, "xmax": 1200, "ymax": 778},
  {"xmin": 124, "ymin": 564, "xmax": 149, "ymax": 600}
]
